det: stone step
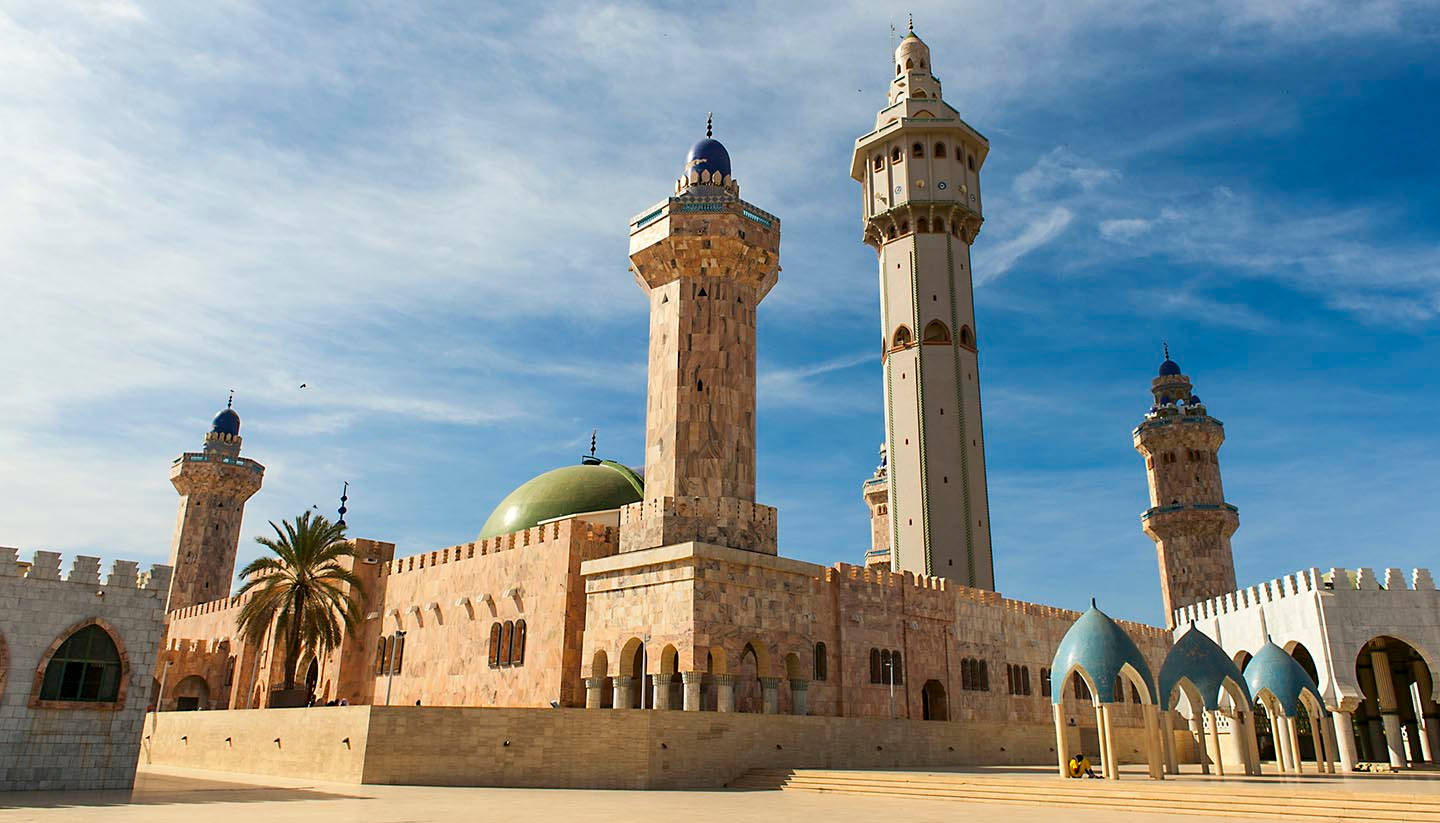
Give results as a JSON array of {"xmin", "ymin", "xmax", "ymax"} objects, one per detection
[{"xmin": 727, "ymin": 769, "xmax": 1440, "ymax": 822}]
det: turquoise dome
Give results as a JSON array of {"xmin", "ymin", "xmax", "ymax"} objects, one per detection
[
  {"xmin": 478, "ymin": 460, "xmax": 643, "ymax": 540},
  {"xmin": 1244, "ymin": 639, "xmax": 1324, "ymax": 718},
  {"xmin": 1158, "ymin": 626, "xmax": 1252, "ymax": 711},
  {"xmin": 1051, "ymin": 601, "xmax": 1158, "ymax": 705}
]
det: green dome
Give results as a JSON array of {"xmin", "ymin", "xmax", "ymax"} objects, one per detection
[{"xmin": 478, "ymin": 460, "xmax": 643, "ymax": 540}]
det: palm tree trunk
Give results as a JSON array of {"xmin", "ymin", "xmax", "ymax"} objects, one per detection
[{"xmin": 282, "ymin": 585, "xmax": 305, "ymax": 691}]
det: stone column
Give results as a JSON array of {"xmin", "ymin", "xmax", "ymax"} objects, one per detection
[
  {"xmin": 1054, "ymin": 704, "xmax": 1072, "ymax": 777},
  {"xmin": 760, "ymin": 677, "xmax": 781, "ymax": 715},
  {"xmin": 1274, "ymin": 714, "xmax": 1294, "ymax": 773},
  {"xmin": 1144, "ymin": 705, "xmax": 1165, "ymax": 780},
  {"xmin": 1161, "ymin": 710, "xmax": 1179, "ymax": 774},
  {"xmin": 1096, "ymin": 704, "xmax": 1119, "ymax": 780},
  {"xmin": 1318, "ymin": 711, "xmax": 1337, "ymax": 774},
  {"xmin": 612, "ymin": 676, "xmax": 634, "ymax": 710},
  {"xmin": 714, "ymin": 674, "xmax": 737, "ymax": 713},
  {"xmin": 1332, "ymin": 710, "xmax": 1359, "ymax": 773},
  {"xmin": 1188, "ymin": 713, "xmax": 1210, "ymax": 774},
  {"xmin": 1411, "ymin": 661, "xmax": 1439, "ymax": 763},
  {"xmin": 682, "ymin": 672, "xmax": 703, "ymax": 712},
  {"xmin": 1288, "ymin": 714, "xmax": 1305, "ymax": 774},
  {"xmin": 651, "ymin": 674, "xmax": 671, "ymax": 711},
  {"xmin": 1244, "ymin": 711, "xmax": 1263, "ymax": 775},
  {"xmin": 789, "ymin": 679, "xmax": 809, "ymax": 716},
  {"xmin": 584, "ymin": 677, "xmax": 606, "ymax": 709},
  {"xmin": 1371, "ymin": 649, "xmax": 1408, "ymax": 767},
  {"xmin": 1206, "ymin": 710, "xmax": 1226, "ymax": 776}
]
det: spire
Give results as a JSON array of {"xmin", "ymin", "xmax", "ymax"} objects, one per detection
[
  {"xmin": 227, "ymin": 390, "xmax": 234, "ymax": 409},
  {"xmin": 337, "ymin": 481, "xmax": 348, "ymax": 528},
  {"xmin": 705, "ymin": 112, "xmax": 713, "ymax": 139},
  {"xmin": 1162, "ymin": 341, "xmax": 1170, "ymax": 361},
  {"xmin": 908, "ymin": 12, "xmax": 914, "ymax": 34},
  {"xmin": 590, "ymin": 429, "xmax": 598, "ymax": 459}
]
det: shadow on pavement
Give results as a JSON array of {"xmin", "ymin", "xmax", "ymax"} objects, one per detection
[{"xmin": 0, "ymin": 771, "xmax": 367, "ymax": 809}]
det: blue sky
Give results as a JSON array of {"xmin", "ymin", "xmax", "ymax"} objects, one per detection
[{"xmin": 2, "ymin": 1, "xmax": 1437, "ymax": 626}]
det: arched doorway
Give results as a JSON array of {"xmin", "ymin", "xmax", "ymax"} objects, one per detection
[
  {"xmin": 922, "ymin": 680, "xmax": 948, "ymax": 721},
  {"xmin": 304, "ymin": 658, "xmax": 320, "ymax": 704},
  {"xmin": 628, "ymin": 642, "xmax": 650, "ymax": 708},
  {"xmin": 1354, "ymin": 636, "xmax": 1438, "ymax": 766},
  {"xmin": 172, "ymin": 675, "xmax": 209, "ymax": 711}
]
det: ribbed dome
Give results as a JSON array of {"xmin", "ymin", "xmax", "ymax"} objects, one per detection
[
  {"xmin": 685, "ymin": 138, "xmax": 731, "ymax": 179},
  {"xmin": 478, "ymin": 461, "xmax": 643, "ymax": 540},
  {"xmin": 1050, "ymin": 601, "xmax": 1157, "ymax": 705},
  {"xmin": 211, "ymin": 408, "xmax": 240, "ymax": 436},
  {"xmin": 1158, "ymin": 626, "xmax": 1252, "ymax": 711},
  {"xmin": 1244, "ymin": 639, "xmax": 1324, "ymax": 717}
]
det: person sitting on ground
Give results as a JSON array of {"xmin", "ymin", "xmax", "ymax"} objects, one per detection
[{"xmin": 1068, "ymin": 752, "xmax": 1099, "ymax": 778}]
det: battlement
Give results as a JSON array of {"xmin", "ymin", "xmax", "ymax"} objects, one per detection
[
  {"xmin": 1172, "ymin": 566, "xmax": 1439, "ymax": 626},
  {"xmin": 0, "ymin": 546, "xmax": 171, "ymax": 592},
  {"xmin": 619, "ymin": 497, "xmax": 778, "ymax": 555},
  {"xmin": 383, "ymin": 519, "xmax": 617, "ymax": 577},
  {"xmin": 168, "ymin": 593, "xmax": 248, "ymax": 620}
]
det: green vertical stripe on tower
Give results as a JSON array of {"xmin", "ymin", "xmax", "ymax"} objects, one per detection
[
  {"xmin": 946, "ymin": 234, "xmax": 977, "ymax": 586},
  {"xmin": 910, "ymin": 248, "xmax": 933, "ymax": 574}
]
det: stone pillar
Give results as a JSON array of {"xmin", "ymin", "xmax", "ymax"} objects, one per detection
[
  {"xmin": 1144, "ymin": 705, "xmax": 1165, "ymax": 780},
  {"xmin": 714, "ymin": 674, "xmax": 736, "ymax": 713},
  {"xmin": 1244, "ymin": 711, "xmax": 1263, "ymax": 776},
  {"xmin": 1189, "ymin": 713, "xmax": 1210, "ymax": 774},
  {"xmin": 1332, "ymin": 710, "xmax": 1359, "ymax": 773},
  {"xmin": 1412, "ymin": 661, "xmax": 1439, "ymax": 764},
  {"xmin": 760, "ymin": 677, "xmax": 781, "ymax": 715},
  {"xmin": 1206, "ymin": 710, "xmax": 1226, "ymax": 776},
  {"xmin": 651, "ymin": 674, "xmax": 671, "ymax": 711},
  {"xmin": 1318, "ymin": 711, "xmax": 1337, "ymax": 774},
  {"xmin": 1274, "ymin": 714, "xmax": 1294, "ymax": 773},
  {"xmin": 1288, "ymin": 714, "xmax": 1305, "ymax": 774},
  {"xmin": 682, "ymin": 672, "xmax": 703, "ymax": 711},
  {"xmin": 1161, "ymin": 710, "xmax": 1179, "ymax": 774},
  {"xmin": 612, "ymin": 676, "xmax": 634, "ymax": 710},
  {"xmin": 1054, "ymin": 704, "xmax": 1072, "ymax": 777},
  {"xmin": 1371, "ymin": 649, "xmax": 1408, "ymax": 767},
  {"xmin": 1096, "ymin": 704, "xmax": 1119, "ymax": 780},
  {"xmin": 584, "ymin": 677, "xmax": 606, "ymax": 709},
  {"xmin": 789, "ymin": 679, "xmax": 809, "ymax": 716}
]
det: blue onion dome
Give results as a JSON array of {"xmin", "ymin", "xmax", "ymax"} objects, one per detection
[
  {"xmin": 1158, "ymin": 358, "xmax": 1182, "ymax": 377},
  {"xmin": 1158, "ymin": 626, "xmax": 1251, "ymax": 711},
  {"xmin": 685, "ymin": 137, "xmax": 731, "ymax": 180},
  {"xmin": 1050, "ymin": 600, "xmax": 1158, "ymax": 705},
  {"xmin": 1244, "ymin": 639, "xmax": 1325, "ymax": 718},
  {"xmin": 211, "ymin": 408, "xmax": 240, "ymax": 436}
]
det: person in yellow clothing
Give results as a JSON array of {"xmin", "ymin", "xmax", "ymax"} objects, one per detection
[{"xmin": 1067, "ymin": 752, "xmax": 1099, "ymax": 778}]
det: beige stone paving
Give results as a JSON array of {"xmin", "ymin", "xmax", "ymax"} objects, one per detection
[{"xmin": 0, "ymin": 765, "xmax": 1256, "ymax": 823}]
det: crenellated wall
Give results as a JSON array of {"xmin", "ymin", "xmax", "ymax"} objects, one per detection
[{"xmin": 0, "ymin": 548, "xmax": 170, "ymax": 791}]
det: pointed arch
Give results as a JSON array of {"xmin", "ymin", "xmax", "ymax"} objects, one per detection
[
  {"xmin": 958, "ymin": 324, "xmax": 974, "ymax": 349},
  {"xmin": 31, "ymin": 618, "xmax": 130, "ymax": 708},
  {"xmin": 923, "ymin": 320, "xmax": 951, "ymax": 344},
  {"xmin": 891, "ymin": 324, "xmax": 913, "ymax": 349}
]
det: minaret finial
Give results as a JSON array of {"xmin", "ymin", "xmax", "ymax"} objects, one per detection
[
  {"xmin": 227, "ymin": 390, "xmax": 234, "ymax": 409},
  {"xmin": 590, "ymin": 429, "xmax": 597, "ymax": 459},
  {"xmin": 337, "ymin": 481, "xmax": 348, "ymax": 528},
  {"xmin": 908, "ymin": 13, "xmax": 913, "ymax": 34},
  {"xmin": 705, "ymin": 112, "xmax": 713, "ymax": 139},
  {"xmin": 1163, "ymin": 340, "xmax": 1170, "ymax": 360}
]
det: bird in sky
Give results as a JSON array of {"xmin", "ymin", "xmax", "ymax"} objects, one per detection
[{"xmin": 299, "ymin": 383, "xmax": 308, "ymax": 389}]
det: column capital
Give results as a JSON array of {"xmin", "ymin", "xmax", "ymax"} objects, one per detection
[
  {"xmin": 612, "ymin": 675, "xmax": 635, "ymax": 686},
  {"xmin": 681, "ymin": 671, "xmax": 705, "ymax": 684},
  {"xmin": 712, "ymin": 673, "xmax": 738, "ymax": 686},
  {"xmin": 584, "ymin": 677, "xmax": 608, "ymax": 689},
  {"xmin": 759, "ymin": 676, "xmax": 782, "ymax": 689},
  {"xmin": 789, "ymin": 678, "xmax": 810, "ymax": 692},
  {"xmin": 650, "ymin": 672, "xmax": 673, "ymax": 685}
]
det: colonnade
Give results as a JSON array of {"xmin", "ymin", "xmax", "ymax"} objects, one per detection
[{"xmin": 583, "ymin": 673, "xmax": 811, "ymax": 714}]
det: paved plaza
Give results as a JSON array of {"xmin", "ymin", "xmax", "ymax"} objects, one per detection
[{"xmin": 4, "ymin": 765, "xmax": 1440, "ymax": 823}]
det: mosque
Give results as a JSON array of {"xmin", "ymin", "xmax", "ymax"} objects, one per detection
[{"xmin": 147, "ymin": 25, "xmax": 1440, "ymax": 778}]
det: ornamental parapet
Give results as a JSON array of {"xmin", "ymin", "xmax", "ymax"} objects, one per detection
[
  {"xmin": 1141, "ymin": 502, "xmax": 1240, "ymax": 521},
  {"xmin": 1171, "ymin": 565, "xmax": 1439, "ymax": 628},
  {"xmin": 0, "ymin": 546, "xmax": 171, "ymax": 593}
]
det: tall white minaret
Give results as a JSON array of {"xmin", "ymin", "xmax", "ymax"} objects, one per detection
[{"xmin": 851, "ymin": 21, "xmax": 994, "ymax": 588}]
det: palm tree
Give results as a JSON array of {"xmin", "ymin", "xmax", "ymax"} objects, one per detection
[{"xmin": 235, "ymin": 511, "xmax": 365, "ymax": 695}]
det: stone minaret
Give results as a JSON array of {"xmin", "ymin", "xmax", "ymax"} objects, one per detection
[
  {"xmin": 619, "ymin": 118, "xmax": 781, "ymax": 555},
  {"xmin": 1133, "ymin": 350, "xmax": 1239, "ymax": 628},
  {"xmin": 851, "ymin": 23, "xmax": 995, "ymax": 587},
  {"xmin": 167, "ymin": 398, "xmax": 265, "ymax": 610}
]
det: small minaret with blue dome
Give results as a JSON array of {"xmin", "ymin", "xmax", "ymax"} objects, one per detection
[
  {"xmin": 166, "ymin": 395, "xmax": 266, "ymax": 611},
  {"xmin": 621, "ymin": 116, "xmax": 781, "ymax": 554},
  {"xmin": 1133, "ymin": 348, "xmax": 1238, "ymax": 628}
]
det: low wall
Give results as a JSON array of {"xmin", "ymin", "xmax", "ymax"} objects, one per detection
[{"xmin": 142, "ymin": 707, "xmax": 1196, "ymax": 789}]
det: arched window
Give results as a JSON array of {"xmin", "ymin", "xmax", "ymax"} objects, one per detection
[
  {"xmin": 934, "ymin": 218, "xmax": 945, "ymax": 233},
  {"xmin": 886, "ymin": 225, "xmax": 897, "ymax": 240},
  {"xmin": 899, "ymin": 220, "xmax": 910, "ymax": 234},
  {"xmin": 905, "ymin": 58, "xmax": 913, "ymax": 70},
  {"xmin": 873, "ymin": 154, "xmax": 884, "ymax": 172},
  {"xmin": 917, "ymin": 217, "xmax": 928, "ymax": 233},
  {"xmin": 934, "ymin": 142, "xmax": 947, "ymax": 159},
  {"xmin": 1006, "ymin": 664, "xmax": 1015, "ymax": 694},
  {"xmin": 913, "ymin": 89, "xmax": 927, "ymax": 98},
  {"xmin": 375, "ymin": 636, "xmax": 389, "ymax": 675},
  {"xmin": 891, "ymin": 147, "xmax": 903, "ymax": 164},
  {"xmin": 977, "ymin": 660, "xmax": 988, "ymax": 691},
  {"xmin": 392, "ymin": 634, "xmax": 405, "ymax": 675},
  {"xmin": 891, "ymin": 325, "xmax": 913, "ymax": 348},
  {"xmin": 225, "ymin": 656, "xmax": 235, "ymax": 687},
  {"xmin": 880, "ymin": 649, "xmax": 892, "ymax": 685},
  {"xmin": 923, "ymin": 320, "xmax": 951, "ymax": 343},
  {"xmin": 912, "ymin": 142, "xmax": 924, "ymax": 158},
  {"xmin": 869, "ymin": 648, "xmax": 882, "ymax": 684},
  {"xmin": 891, "ymin": 651, "xmax": 904, "ymax": 685},
  {"xmin": 1022, "ymin": 666, "xmax": 1031, "ymax": 696},
  {"xmin": 959, "ymin": 325, "xmax": 974, "ymax": 348},
  {"xmin": 511, "ymin": 620, "xmax": 526, "ymax": 666},
  {"xmin": 488, "ymin": 622, "xmax": 502, "ymax": 668},
  {"xmin": 813, "ymin": 642, "xmax": 828, "ymax": 681},
  {"xmin": 500, "ymin": 621, "xmax": 514, "ymax": 668},
  {"xmin": 1040, "ymin": 667, "xmax": 1052, "ymax": 697},
  {"xmin": 967, "ymin": 154, "xmax": 976, "ymax": 171},
  {"xmin": 39, "ymin": 625, "xmax": 122, "ymax": 703},
  {"xmin": 896, "ymin": 64, "xmax": 901, "ymax": 76}
]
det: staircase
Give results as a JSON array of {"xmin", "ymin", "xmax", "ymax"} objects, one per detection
[{"xmin": 727, "ymin": 768, "xmax": 1440, "ymax": 822}]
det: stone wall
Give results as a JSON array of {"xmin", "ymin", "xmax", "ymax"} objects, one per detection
[
  {"xmin": 0, "ymin": 548, "xmax": 170, "ymax": 791},
  {"xmin": 142, "ymin": 705, "xmax": 1195, "ymax": 789}
]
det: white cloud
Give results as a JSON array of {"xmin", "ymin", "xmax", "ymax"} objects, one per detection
[{"xmin": 976, "ymin": 206, "xmax": 1074, "ymax": 282}]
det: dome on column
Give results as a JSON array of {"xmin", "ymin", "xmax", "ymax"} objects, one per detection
[
  {"xmin": 1158, "ymin": 358, "xmax": 1182, "ymax": 377},
  {"xmin": 1158, "ymin": 625, "xmax": 1251, "ymax": 711},
  {"xmin": 1244, "ymin": 639, "xmax": 1324, "ymax": 718},
  {"xmin": 211, "ymin": 408, "xmax": 240, "ymax": 436},
  {"xmin": 1050, "ymin": 600, "xmax": 1158, "ymax": 705}
]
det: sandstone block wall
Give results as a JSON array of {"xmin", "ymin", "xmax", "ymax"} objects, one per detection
[{"xmin": 0, "ymin": 548, "xmax": 170, "ymax": 791}]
